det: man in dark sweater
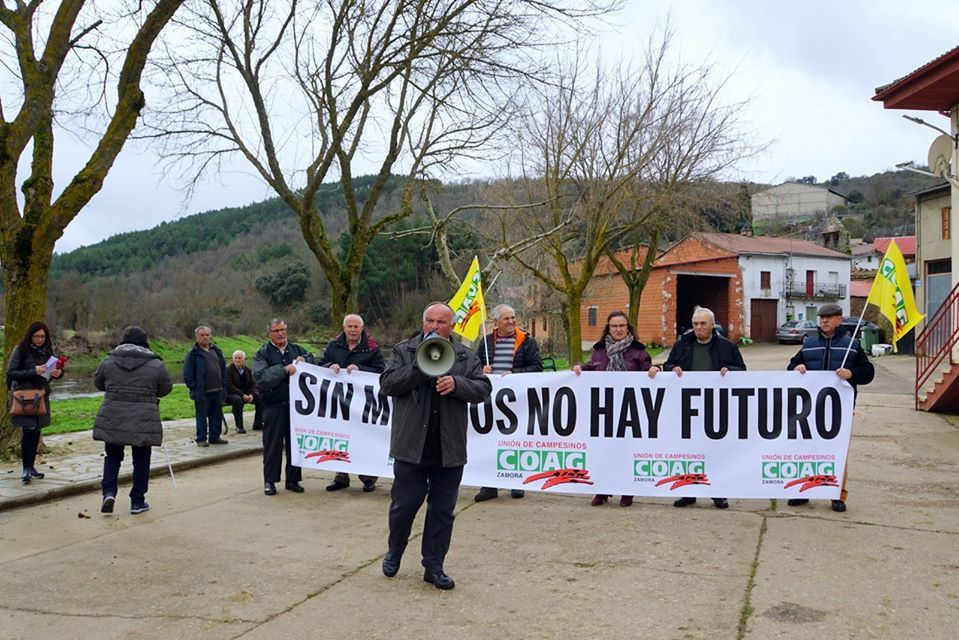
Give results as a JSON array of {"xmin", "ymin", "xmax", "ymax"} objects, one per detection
[
  {"xmin": 320, "ymin": 313, "xmax": 386, "ymax": 492},
  {"xmin": 649, "ymin": 307, "xmax": 745, "ymax": 509},
  {"xmin": 183, "ymin": 325, "xmax": 228, "ymax": 447}
]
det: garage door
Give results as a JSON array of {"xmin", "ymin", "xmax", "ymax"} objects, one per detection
[{"xmin": 750, "ymin": 299, "xmax": 778, "ymax": 342}]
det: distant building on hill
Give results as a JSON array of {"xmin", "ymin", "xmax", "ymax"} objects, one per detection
[{"xmin": 751, "ymin": 182, "xmax": 848, "ymax": 223}]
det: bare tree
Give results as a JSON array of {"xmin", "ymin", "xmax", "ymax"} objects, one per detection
[
  {"xmin": 147, "ymin": 0, "xmax": 616, "ymax": 322},
  {"xmin": 0, "ymin": 0, "xmax": 186, "ymax": 451},
  {"xmin": 501, "ymin": 32, "xmax": 753, "ymax": 362}
]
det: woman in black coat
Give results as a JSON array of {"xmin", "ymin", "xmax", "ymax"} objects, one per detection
[
  {"xmin": 93, "ymin": 326, "xmax": 172, "ymax": 515},
  {"xmin": 6, "ymin": 321, "xmax": 63, "ymax": 483}
]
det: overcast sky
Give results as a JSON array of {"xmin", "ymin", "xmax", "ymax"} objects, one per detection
[{"xmin": 55, "ymin": 0, "xmax": 958, "ymax": 253}]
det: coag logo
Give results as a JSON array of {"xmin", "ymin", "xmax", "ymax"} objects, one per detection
[
  {"xmin": 497, "ymin": 449, "xmax": 586, "ymax": 472},
  {"xmin": 634, "ymin": 459, "xmax": 704, "ymax": 477},
  {"xmin": 298, "ymin": 435, "xmax": 350, "ymax": 465},
  {"xmin": 762, "ymin": 461, "xmax": 835, "ymax": 479},
  {"xmin": 634, "ymin": 458, "xmax": 711, "ymax": 490}
]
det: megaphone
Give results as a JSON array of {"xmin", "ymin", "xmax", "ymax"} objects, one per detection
[{"xmin": 416, "ymin": 332, "xmax": 455, "ymax": 377}]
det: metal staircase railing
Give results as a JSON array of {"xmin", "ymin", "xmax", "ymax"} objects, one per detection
[{"xmin": 915, "ymin": 279, "xmax": 959, "ymax": 409}]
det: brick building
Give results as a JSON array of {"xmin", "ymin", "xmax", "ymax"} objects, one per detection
[{"xmin": 581, "ymin": 233, "xmax": 851, "ymax": 347}]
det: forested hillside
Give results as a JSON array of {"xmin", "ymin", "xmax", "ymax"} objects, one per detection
[{"xmin": 42, "ymin": 170, "xmax": 933, "ymax": 345}]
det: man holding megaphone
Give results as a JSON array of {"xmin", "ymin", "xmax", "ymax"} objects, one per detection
[{"xmin": 379, "ymin": 302, "xmax": 492, "ymax": 590}]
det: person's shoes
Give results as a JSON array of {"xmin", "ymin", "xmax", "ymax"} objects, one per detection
[
  {"xmin": 510, "ymin": 489, "xmax": 525, "ymax": 499},
  {"xmin": 252, "ymin": 424, "xmax": 263, "ymax": 431},
  {"xmin": 787, "ymin": 498, "xmax": 809, "ymax": 507},
  {"xmin": 209, "ymin": 438, "xmax": 229, "ymax": 445},
  {"xmin": 474, "ymin": 487, "xmax": 498, "ymax": 502},
  {"xmin": 713, "ymin": 498, "xmax": 729, "ymax": 509},
  {"xmin": 362, "ymin": 479, "xmax": 376, "ymax": 493},
  {"xmin": 264, "ymin": 482, "xmax": 277, "ymax": 495},
  {"xmin": 831, "ymin": 499, "xmax": 847, "ymax": 513},
  {"xmin": 620, "ymin": 495, "xmax": 634, "ymax": 508},
  {"xmin": 222, "ymin": 423, "xmax": 228, "ymax": 435},
  {"xmin": 21, "ymin": 469, "xmax": 31, "ymax": 483},
  {"xmin": 326, "ymin": 479, "xmax": 349, "ymax": 491},
  {"xmin": 236, "ymin": 427, "xmax": 247, "ymax": 434},
  {"xmin": 423, "ymin": 569, "xmax": 455, "ymax": 590},
  {"xmin": 130, "ymin": 501, "xmax": 150, "ymax": 514},
  {"xmin": 673, "ymin": 497, "xmax": 697, "ymax": 507},
  {"xmin": 382, "ymin": 552, "xmax": 401, "ymax": 577},
  {"xmin": 285, "ymin": 481, "xmax": 305, "ymax": 493},
  {"xmin": 591, "ymin": 494, "xmax": 609, "ymax": 506},
  {"xmin": 26, "ymin": 467, "xmax": 44, "ymax": 479},
  {"xmin": 197, "ymin": 440, "xmax": 209, "ymax": 448},
  {"xmin": 101, "ymin": 494, "xmax": 116, "ymax": 514}
]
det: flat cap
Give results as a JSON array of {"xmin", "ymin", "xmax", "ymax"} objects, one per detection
[{"xmin": 816, "ymin": 303, "xmax": 843, "ymax": 317}]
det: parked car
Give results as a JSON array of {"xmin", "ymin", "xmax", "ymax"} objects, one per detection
[
  {"xmin": 776, "ymin": 320, "xmax": 819, "ymax": 344},
  {"xmin": 841, "ymin": 316, "xmax": 881, "ymax": 340}
]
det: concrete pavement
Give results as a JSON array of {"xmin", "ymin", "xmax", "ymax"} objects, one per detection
[{"xmin": 0, "ymin": 344, "xmax": 956, "ymax": 639}]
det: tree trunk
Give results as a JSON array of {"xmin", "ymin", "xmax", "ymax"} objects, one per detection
[
  {"xmin": 0, "ymin": 247, "xmax": 53, "ymax": 454},
  {"xmin": 564, "ymin": 291, "xmax": 584, "ymax": 365}
]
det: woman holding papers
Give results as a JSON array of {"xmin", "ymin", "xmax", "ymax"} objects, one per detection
[
  {"xmin": 5, "ymin": 321, "xmax": 64, "ymax": 483},
  {"xmin": 573, "ymin": 311, "xmax": 651, "ymax": 507}
]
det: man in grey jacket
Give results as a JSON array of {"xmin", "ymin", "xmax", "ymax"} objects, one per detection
[{"xmin": 379, "ymin": 302, "xmax": 491, "ymax": 590}]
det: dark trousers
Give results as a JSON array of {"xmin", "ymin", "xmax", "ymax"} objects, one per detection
[
  {"xmin": 194, "ymin": 390, "xmax": 224, "ymax": 442},
  {"xmin": 224, "ymin": 393, "xmax": 262, "ymax": 431},
  {"xmin": 388, "ymin": 454, "xmax": 464, "ymax": 572},
  {"xmin": 262, "ymin": 405, "xmax": 301, "ymax": 484},
  {"xmin": 20, "ymin": 427, "xmax": 40, "ymax": 469},
  {"xmin": 101, "ymin": 442, "xmax": 152, "ymax": 502}
]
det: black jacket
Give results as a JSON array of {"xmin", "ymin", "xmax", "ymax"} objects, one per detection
[
  {"xmin": 380, "ymin": 333, "xmax": 491, "ymax": 467},
  {"xmin": 252, "ymin": 341, "xmax": 315, "ymax": 406},
  {"xmin": 319, "ymin": 330, "xmax": 386, "ymax": 373},
  {"xmin": 6, "ymin": 344, "xmax": 57, "ymax": 428},
  {"xmin": 663, "ymin": 329, "xmax": 747, "ymax": 372}
]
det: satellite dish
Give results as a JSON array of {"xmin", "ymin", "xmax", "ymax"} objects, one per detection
[{"xmin": 927, "ymin": 134, "xmax": 954, "ymax": 178}]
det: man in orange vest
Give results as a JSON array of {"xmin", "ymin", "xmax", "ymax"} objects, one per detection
[{"xmin": 473, "ymin": 304, "xmax": 543, "ymax": 502}]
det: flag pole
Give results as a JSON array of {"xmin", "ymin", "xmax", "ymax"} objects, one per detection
[{"xmin": 839, "ymin": 306, "xmax": 868, "ymax": 370}]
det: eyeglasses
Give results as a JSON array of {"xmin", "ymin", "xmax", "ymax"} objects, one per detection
[{"xmin": 269, "ymin": 328, "xmax": 287, "ymax": 333}]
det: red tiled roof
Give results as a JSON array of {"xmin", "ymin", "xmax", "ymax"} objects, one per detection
[
  {"xmin": 695, "ymin": 233, "xmax": 849, "ymax": 259},
  {"xmin": 850, "ymin": 280, "xmax": 873, "ymax": 298},
  {"xmin": 874, "ymin": 236, "xmax": 916, "ymax": 257},
  {"xmin": 873, "ymin": 45, "xmax": 959, "ymax": 111},
  {"xmin": 851, "ymin": 243, "xmax": 877, "ymax": 256}
]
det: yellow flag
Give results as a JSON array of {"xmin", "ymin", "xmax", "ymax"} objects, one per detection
[
  {"xmin": 865, "ymin": 239, "xmax": 923, "ymax": 352},
  {"xmin": 448, "ymin": 257, "xmax": 486, "ymax": 341}
]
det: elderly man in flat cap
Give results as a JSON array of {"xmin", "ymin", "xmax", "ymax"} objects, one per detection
[{"xmin": 786, "ymin": 303, "xmax": 874, "ymax": 513}]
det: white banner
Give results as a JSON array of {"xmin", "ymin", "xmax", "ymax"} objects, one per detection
[{"xmin": 289, "ymin": 363, "xmax": 854, "ymax": 500}]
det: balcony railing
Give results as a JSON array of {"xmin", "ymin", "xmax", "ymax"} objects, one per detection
[{"xmin": 783, "ymin": 282, "xmax": 847, "ymax": 301}]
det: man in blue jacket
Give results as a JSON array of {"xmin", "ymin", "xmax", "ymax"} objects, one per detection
[
  {"xmin": 183, "ymin": 325, "xmax": 228, "ymax": 447},
  {"xmin": 787, "ymin": 303, "xmax": 874, "ymax": 513}
]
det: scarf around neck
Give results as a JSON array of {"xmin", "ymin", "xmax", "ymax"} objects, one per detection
[{"xmin": 604, "ymin": 332, "xmax": 633, "ymax": 371}]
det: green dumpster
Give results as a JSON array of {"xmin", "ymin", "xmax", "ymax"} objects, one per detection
[{"xmin": 859, "ymin": 327, "xmax": 879, "ymax": 351}]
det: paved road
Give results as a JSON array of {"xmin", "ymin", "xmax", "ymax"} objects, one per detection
[{"xmin": 0, "ymin": 345, "xmax": 955, "ymax": 639}]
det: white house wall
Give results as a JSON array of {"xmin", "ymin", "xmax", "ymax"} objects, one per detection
[{"xmin": 738, "ymin": 254, "xmax": 851, "ymax": 336}]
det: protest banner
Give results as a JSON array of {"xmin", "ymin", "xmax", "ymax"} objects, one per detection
[{"xmin": 290, "ymin": 363, "xmax": 854, "ymax": 500}]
